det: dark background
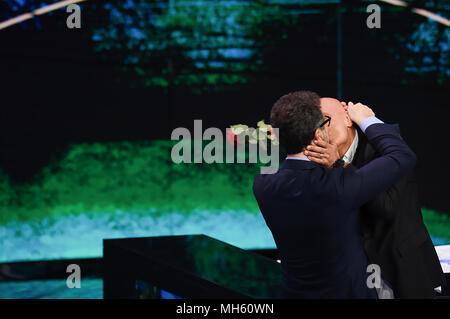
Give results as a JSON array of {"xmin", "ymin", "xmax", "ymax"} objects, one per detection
[{"xmin": 0, "ymin": 0, "xmax": 449, "ymax": 214}]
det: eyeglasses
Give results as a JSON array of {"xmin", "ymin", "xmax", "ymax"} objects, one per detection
[{"xmin": 318, "ymin": 115, "xmax": 331, "ymax": 128}]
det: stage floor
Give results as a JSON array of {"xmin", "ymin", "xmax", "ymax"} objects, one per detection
[
  {"xmin": 0, "ymin": 278, "xmax": 103, "ymax": 299},
  {"xmin": 1, "ymin": 245, "xmax": 449, "ymax": 299},
  {"xmin": 436, "ymin": 244, "xmax": 450, "ymax": 273}
]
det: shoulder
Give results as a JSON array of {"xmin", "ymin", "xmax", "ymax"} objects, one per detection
[
  {"xmin": 326, "ymin": 167, "xmax": 364, "ymax": 204},
  {"xmin": 307, "ymin": 166, "xmax": 358, "ymax": 202}
]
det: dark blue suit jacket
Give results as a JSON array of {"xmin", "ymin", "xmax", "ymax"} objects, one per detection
[{"xmin": 253, "ymin": 123, "xmax": 416, "ymax": 298}]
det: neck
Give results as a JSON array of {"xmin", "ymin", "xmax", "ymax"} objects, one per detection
[{"xmin": 341, "ymin": 127, "xmax": 356, "ymax": 156}]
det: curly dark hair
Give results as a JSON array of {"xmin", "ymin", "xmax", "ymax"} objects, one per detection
[{"xmin": 270, "ymin": 91, "xmax": 323, "ymax": 155}]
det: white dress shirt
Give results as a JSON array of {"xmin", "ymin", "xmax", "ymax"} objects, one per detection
[{"xmin": 342, "ymin": 131, "xmax": 359, "ymax": 164}]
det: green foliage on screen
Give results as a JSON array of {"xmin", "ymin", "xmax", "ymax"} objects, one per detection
[
  {"xmin": 0, "ymin": 140, "xmax": 449, "ymax": 243},
  {"xmin": 88, "ymin": 0, "xmax": 449, "ymax": 91},
  {"xmin": 0, "ymin": 140, "xmax": 262, "ymax": 225},
  {"xmin": 422, "ymin": 207, "xmax": 450, "ymax": 240}
]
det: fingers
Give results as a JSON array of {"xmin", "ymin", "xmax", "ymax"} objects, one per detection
[
  {"xmin": 305, "ymin": 149, "xmax": 329, "ymax": 160},
  {"xmin": 306, "ymin": 154, "xmax": 327, "ymax": 165},
  {"xmin": 305, "ymin": 139, "xmax": 335, "ymax": 159},
  {"xmin": 346, "ymin": 101, "xmax": 375, "ymax": 125},
  {"xmin": 306, "ymin": 154, "xmax": 333, "ymax": 168},
  {"xmin": 311, "ymin": 138, "xmax": 329, "ymax": 148},
  {"xmin": 306, "ymin": 144, "xmax": 326, "ymax": 154}
]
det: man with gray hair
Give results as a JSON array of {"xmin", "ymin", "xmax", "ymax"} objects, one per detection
[
  {"xmin": 304, "ymin": 97, "xmax": 445, "ymax": 298},
  {"xmin": 253, "ymin": 91, "xmax": 416, "ymax": 298}
]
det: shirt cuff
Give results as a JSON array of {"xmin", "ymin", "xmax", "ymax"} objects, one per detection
[{"xmin": 359, "ymin": 116, "xmax": 384, "ymax": 133}]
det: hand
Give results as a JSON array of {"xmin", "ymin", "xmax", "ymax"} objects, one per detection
[
  {"xmin": 347, "ymin": 102, "xmax": 375, "ymax": 126},
  {"xmin": 305, "ymin": 137, "xmax": 340, "ymax": 169}
]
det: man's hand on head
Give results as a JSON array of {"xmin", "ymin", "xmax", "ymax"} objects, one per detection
[
  {"xmin": 347, "ymin": 102, "xmax": 375, "ymax": 126},
  {"xmin": 305, "ymin": 137, "xmax": 340, "ymax": 169}
]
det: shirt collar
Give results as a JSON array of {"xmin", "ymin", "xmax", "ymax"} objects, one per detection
[
  {"xmin": 342, "ymin": 130, "xmax": 359, "ymax": 164},
  {"xmin": 285, "ymin": 156, "xmax": 310, "ymax": 161}
]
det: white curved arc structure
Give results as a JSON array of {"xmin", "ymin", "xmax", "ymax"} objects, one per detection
[
  {"xmin": 0, "ymin": 0, "xmax": 448, "ymax": 30},
  {"xmin": 412, "ymin": 8, "xmax": 450, "ymax": 27},
  {"xmin": 379, "ymin": 0, "xmax": 408, "ymax": 7},
  {"xmin": 0, "ymin": 0, "xmax": 87, "ymax": 30},
  {"xmin": 380, "ymin": 0, "xmax": 450, "ymax": 27}
]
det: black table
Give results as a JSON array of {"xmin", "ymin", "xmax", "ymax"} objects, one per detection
[{"xmin": 103, "ymin": 235, "xmax": 282, "ymax": 299}]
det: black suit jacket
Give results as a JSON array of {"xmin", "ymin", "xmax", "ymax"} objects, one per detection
[
  {"xmin": 253, "ymin": 123, "xmax": 416, "ymax": 298},
  {"xmin": 352, "ymin": 126, "xmax": 446, "ymax": 298}
]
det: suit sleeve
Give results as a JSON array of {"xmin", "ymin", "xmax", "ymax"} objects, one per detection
[
  {"xmin": 352, "ymin": 126, "xmax": 410, "ymax": 220},
  {"xmin": 361, "ymin": 177, "xmax": 403, "ymax": 220},
  {"xmin": 346, "ymin": 162, "xmax": 402, "ymax": 220},
  {"xmin": 342, "ymin": 123, "xmax": 416, "ymax": 210}
]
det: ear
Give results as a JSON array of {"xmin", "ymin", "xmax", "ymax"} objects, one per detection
[
  {"xmin": 344, "ymin": 111, "xmax": 353, "ymax": 128},
  {"xmin": 314, "ymin": 128, "xmax": 321, "ymax": 141}
]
